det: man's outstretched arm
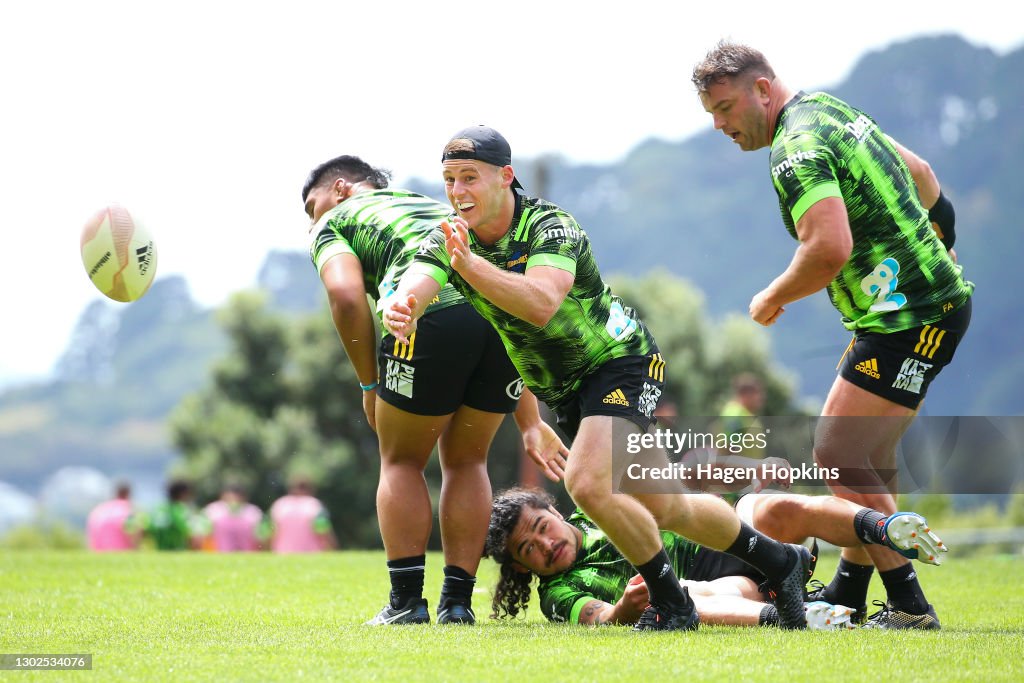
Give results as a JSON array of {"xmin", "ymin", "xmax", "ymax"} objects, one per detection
[
  {"xmin": 443, "ymin": 217, "xmax": 573, "ymax": 327},
  {"xmin": 383, "ymin": 267, "xmax": 442, "ymax": 343}
]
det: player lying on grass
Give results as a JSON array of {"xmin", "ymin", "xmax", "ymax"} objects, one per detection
[{"xmin": 484, "ymin": 488, "xmax": 946, "ymax": 627}]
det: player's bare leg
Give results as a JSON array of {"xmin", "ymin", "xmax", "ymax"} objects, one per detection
[
  {"xmin": 435, "ymin": 405, "xmax": 506, "ymax": 624},
  {"xmin": 564, "ymin": 415, "xmax": 700, "ymax": 630},
  {"xmin": 813, "ymin": 376, "xmax": 941, "ymax": 629},
  {"xmin": 679, "ymin": 578, "xmax": 855, "ymax": 630},
  {"xmin": 746, "ymin": 493, "xmax": 945, "ymax": 562},
  {"xmin": 563, "ymin": 417, "xmax": 666, "ymax": 564},
  {"xmin": 690, "ymin": 593, "xmax": 855, "ymax": 630},
  {"xmin": 367, "ymin": 401, "xmax": 453, "ymax": 625},
  {"xmin": 376, "ymin": 401, "xmax": 452, "ymax": 558},
  {"xmin": 566, "ymin": 416, "xmax": 809, "ymax": 629}
]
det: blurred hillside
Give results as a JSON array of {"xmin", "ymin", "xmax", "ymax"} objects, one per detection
[
  {"xmin": 436, "ymin": 34, "xmax": 1014, "ymax": 417},
  {"xmin": 0, "ymin": 35, "xmax": 1017, "ymax": 503}
]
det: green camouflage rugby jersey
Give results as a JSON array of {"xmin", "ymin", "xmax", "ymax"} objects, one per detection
[
  {"xmin": 771, "ymin": 92, "xmax": 973, "ymax": 333},
  {"xmin": 412, "ymin": 194, "xmax": 656, "ymax": 408},
  {"xmin": 309, "ymin": 189, "xmax": 463, "ymax": 330},
  {"xmin": 538, "ymin": 509, "xmax": 699, "ymax": 623}
]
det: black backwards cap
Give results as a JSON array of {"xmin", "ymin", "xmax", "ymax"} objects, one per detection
[{"xmin": 442, "ymin": 125, "xmax": 524, "ymax": 190}]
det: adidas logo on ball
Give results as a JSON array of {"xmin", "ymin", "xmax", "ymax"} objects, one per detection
[{"xmin": 80, "ymin": 205, "xmax": 158, "ymax": 303}]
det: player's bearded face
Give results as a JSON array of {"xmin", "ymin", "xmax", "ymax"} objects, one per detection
[{"xmin": 509, "ymin": 506, "xmax": 579, "ymax": 576}]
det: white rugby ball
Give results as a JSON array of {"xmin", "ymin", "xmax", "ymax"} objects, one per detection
[{"xmin": 80, "ymin": 205, "xmax": 158, "ymax": 302}]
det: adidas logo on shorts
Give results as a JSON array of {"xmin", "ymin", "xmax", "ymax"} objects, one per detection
[
  {"xmin": 602, "ymin": 389, "xmax": 630, "ymax": 406},
  {"xmin": 854, "ymin": 358, "xmax": 881, "ymax": 379}
]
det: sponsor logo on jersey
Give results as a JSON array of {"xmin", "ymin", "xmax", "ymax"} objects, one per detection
[
  {"xmin": 861, "ymin": 257, "xmax": 908, "ymax": 312},
  {"xmin": 914, "ymin": 324, "xmax": 946, "ymax": 360},
  {"xmin": 540, "ymin": 226, "xmax": 580, "ymax": 242},
  {"xmin": 385, "ymin": 359, "xmax": 415, "ymax": 398},
  {"xmin": 505, "ymin": 251, "xmax": 528, "ymax": 272},
  {"xmin": 417, "ymin": 236, "xmax": 442, "ymax": 255},
  {"xmin": 638, "ymin": 382, "xmax": 661, "ymax": 418},
  {"xmin": 771, "ymin": 150, "xmax": 819, "ymax": 178},
  {"xmin": 506, "ymin": 378, "xmax": 525, "ymax": 400},
  {"xmin": 891, "ymin": 358, "xmax": 933, "ymax": 394},
  {"xmin": 602, "ymin": 389, "xmax": 629, "ymax": 406},
  {"xmin": 604, "ymin": 301, "xmax": 637, "ymax": 342},
  {"xmin": 854, "ymin": 357, "xmax": 881, "ymax": 379},
  {"xmin": 845, "ymin": 114, "xmax": 876, "ymax": 142},
  {"xmin": 580, "ymin": 566, "xmax": 599, "ymax": 587}
]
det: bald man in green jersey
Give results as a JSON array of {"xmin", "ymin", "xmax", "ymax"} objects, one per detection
[{"xmin": 693, "ymin": 42, "xmax": 973, "ymax": 629}]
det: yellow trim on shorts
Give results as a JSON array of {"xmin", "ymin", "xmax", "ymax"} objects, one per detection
[
  {"xmin": 914, "ymin": 325, "xmax": 946, "ymax": 360},
  {"xmin": 393, "ymin": 332, "xmax": 417, "ymax": 361},
  {"xmin": 648, "ymin": 353, "xmax": 665, "ymax": 382},
  {"xmin": 836, "ymin": 335, "xmax": 856, "ymax": 371}
]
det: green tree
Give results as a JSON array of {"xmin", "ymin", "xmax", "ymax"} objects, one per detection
[
  {"xmin": 609, "ymin": 270, "xmax": 798, "ymax": 418},
  {"xmin": 169, "ymin": 292, "xmax": 375, "ymax": 546},
  {"xmin": 171, "ymin": 273, "xmax": 799, "ymax": 548}
]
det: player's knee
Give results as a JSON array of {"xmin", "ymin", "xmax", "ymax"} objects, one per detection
[
  {"xmin": 645, "ymin": 494, "xmax": 688, "ymax": 528},
  {"xmin": 564, "ymin": 469, "xmax": 608, "ymax": 511},
  {"xmin": 813, "ymin": 442, "xmax": 845, "ymax": 469},
  {"xmin": 378, "ymin": 448, "xmax": 431, "ymax": 470},
  {"xmin": 752, "ymin": 495, "xmax": 802, "ymax": 540},
  {"xmin": 438, "ymin": 449, "xmax": 488, "ymax": 472}
]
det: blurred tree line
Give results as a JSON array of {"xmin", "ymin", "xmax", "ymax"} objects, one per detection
[{"xmin": 169, "ymin": 271, "xmax": 803, "ymax": 549}]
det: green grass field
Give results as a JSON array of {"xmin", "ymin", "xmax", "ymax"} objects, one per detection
[{"xmin": 2, "ymin": 551, "xmax": 1023, "ymax": 682}]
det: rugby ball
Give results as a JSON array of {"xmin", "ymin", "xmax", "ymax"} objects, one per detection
[{"xmin": 80, "ymin": 205, "xmax": 158, "ymax": 302}]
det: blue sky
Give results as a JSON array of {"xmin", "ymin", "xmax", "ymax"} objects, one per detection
[{"xmin": 1, "ymin": 0, "xmax": 1020, "ymax": 387}]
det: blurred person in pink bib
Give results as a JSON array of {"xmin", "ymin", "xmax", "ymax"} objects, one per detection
[
  {"xmin": 203, "ymin": 484, "xmax": 266, "ymax": 552},
  {"xmin": 269, "ymin": 477, "xmax": 336, "ymax": 553},
  {"xmin": 86, "ymin": 481, "xmax": 140, "ymax": 551}
]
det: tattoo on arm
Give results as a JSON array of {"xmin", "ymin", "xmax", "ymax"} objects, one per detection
[{"xmin": 579, "ymin": 600, "xmax": 613, "ymax": 626}]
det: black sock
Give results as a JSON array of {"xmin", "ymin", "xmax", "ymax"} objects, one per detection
[
  {"xmin": 725, "ymin": 522, "xmax": 790, "ymax": 581},
  {"xmin": 758, "ymin": 604, "xmax": 779, "ymax": 627},
  {"xmin": 387, "ymin": 555, "xmax": 425, "ymax": 608},
  {"xmin": 880, "ymin": 562, "xmax": 929, "ymax": 614},
  {"xmin": 636, "ymin": 548, "xmax": 688, "ymax": 607},
  {"xmin": 853, "ymin": 508, "xmax": 888, "ymax": 545},
  {"xmin": 821, "ymin": 557, "xmax": 874, "ymax": 608},
  {"xmin": 439, "ymin": 565, "xmax": 476, "ymax": 607}
]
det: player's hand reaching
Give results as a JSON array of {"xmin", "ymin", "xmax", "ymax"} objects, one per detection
[
  {"xmin": 615, "ymin": 575, "xmax": 650, "ymax": 624},
  {"xmin": 384, "ymin": 293, "xmax": 418, "ymax": 344},
  {"xmin": 442, "ymin": 217, "xmax": 478, "ymax": 274},
  {"xmin": 522, "ymin": 420, "xmax": 569, "ymax": 482}
]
